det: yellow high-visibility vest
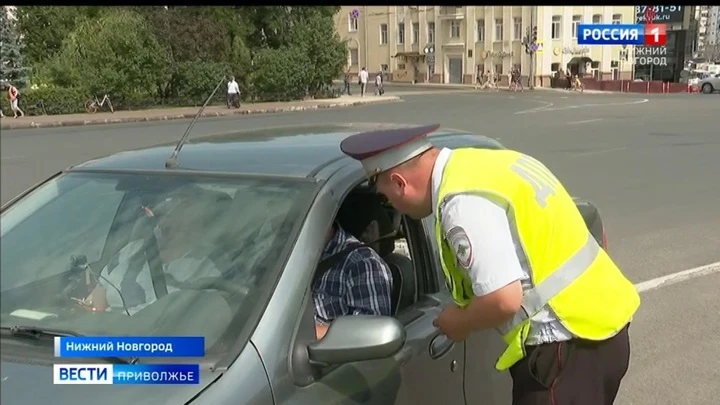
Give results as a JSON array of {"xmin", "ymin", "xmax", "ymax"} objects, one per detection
[{"xmin": 434, "ymin": 148, "xmax": 640, "ymax": 371}]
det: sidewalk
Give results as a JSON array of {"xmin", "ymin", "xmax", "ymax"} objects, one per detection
[{"xmin": 0, "ymin": 95, "xmax": 401, "ymax": 130}]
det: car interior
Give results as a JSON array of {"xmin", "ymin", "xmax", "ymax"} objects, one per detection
[{"xmin": 332, "ymin": 187, "xmax": 422, "ymax": 316}]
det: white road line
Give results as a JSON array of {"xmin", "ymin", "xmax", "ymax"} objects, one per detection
[
  {"xmin": 520, "ymin": 98, "xmax": 650, "ymax": 114},
  {"xmin": 635, "ymin": 261, "xmax": 720, "ymax": 293},
  {"xmin": 572, "ymin": 146, "xmax": 627, "ymax": 156},
  {"xmin": 514, "ymin": 100, "xmax": 554, "ymax": 115},
  {"xmin": 567, "ymin": 118, "xmax": 603, "ymax": 125}
]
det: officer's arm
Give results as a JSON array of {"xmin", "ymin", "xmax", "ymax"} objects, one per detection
[{"xmin": 441, "ymin": 195, "xmax": 524, "ymax": 330}]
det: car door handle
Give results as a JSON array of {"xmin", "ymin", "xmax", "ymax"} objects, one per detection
[{"xmin": 429, "ymin": 334, "xmax": 455, "ymax": 359}]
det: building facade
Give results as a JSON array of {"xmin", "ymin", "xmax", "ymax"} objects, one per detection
[{"xmin": 335, "ymin": 6, "xmax": 635, "ymax": 86}]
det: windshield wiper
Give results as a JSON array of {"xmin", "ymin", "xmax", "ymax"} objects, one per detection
[{"xmin": 0, "ymin": 326, "xmax": 138, "ymax": 364}]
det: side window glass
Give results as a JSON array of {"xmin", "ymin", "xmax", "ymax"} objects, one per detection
[{"xmin": 1, "ymin": 181, "xmax": 123, "ymax": 289}]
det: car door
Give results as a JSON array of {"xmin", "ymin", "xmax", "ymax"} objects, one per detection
[
  {"xmin": 420, "ymin": 215, "xmax": 513, "ymax": 405},
  {"xmin": 392, "ymin": 216, "xmax": 467, "ymax": 405}
]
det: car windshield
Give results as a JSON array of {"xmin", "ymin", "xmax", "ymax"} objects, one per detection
[{"xmin": 0, "ymin": 171, "xmax": 315, "ymax": 356}]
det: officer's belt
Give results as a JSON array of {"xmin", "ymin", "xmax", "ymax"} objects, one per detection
[{"xmin": 500, "ymin": 233, "xmax": 600, "ymax": 334}]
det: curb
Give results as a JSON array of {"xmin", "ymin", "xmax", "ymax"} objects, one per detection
[{"xmin": 0, "ymin": 97, "xmax": 402, "ymax": 130}]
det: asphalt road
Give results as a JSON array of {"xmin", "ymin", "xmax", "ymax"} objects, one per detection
[{"xmin": 2, "ymin": 88, "xmax": 719, "ymax": 404}]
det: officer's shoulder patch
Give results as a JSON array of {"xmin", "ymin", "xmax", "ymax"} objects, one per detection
[{"xmin": 446, "ymin": 226, "xmax": 473, "ymax": 269}]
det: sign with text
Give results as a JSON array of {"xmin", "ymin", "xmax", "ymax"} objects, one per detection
[
  {"xmin": 55, "ymin": 336, "xmax": 205, "ymax": 358},
  {"xmin": 53, "ymin": 364, "xmax": 200, "ymax": 385},
  {"xmin": 635, "ymin": 6, "xmax": 684, "ymax": 24},
  {"xmin": 578, "ymin": 24, "xmax": 666, "ymax": 46}
]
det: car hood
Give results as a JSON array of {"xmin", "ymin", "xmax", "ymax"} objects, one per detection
[{"xmin": 0, "ymin": 360, "xmax": 220, "ymax": 404}]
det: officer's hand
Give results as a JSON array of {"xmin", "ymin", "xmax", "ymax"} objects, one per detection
[{"xmin": 433, "ymin": 304, "xmax": 471, "ymax": 342}]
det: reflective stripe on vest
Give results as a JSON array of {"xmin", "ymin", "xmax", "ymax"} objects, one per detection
[{"xmin": 499, "ymin": 232, "xmax": 599, "ymax": 334}]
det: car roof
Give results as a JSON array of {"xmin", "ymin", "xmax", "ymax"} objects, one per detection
[{"xmin": 70, "ymin": 123, "xmax": 503, "ymax": 180}]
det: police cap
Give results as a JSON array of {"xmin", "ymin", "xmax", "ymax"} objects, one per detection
[{"xmin": 340, "ymin": 124, "xmax": 440, "ymax": 178}]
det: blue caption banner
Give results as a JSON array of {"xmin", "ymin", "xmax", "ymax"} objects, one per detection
[
  {"xmin": 53, "ymin": 364, "xmax": 200, "ymax": 385},
  {"xmin": 54, "ymin": 336, "xmax": 205, "ymax": 358},
  {"xmin": 578, "ymin": 24, "xmax": 645, "ymax": 46}
]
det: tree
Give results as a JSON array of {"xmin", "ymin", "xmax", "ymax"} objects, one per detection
[
  {"xmin": 0, "ymin": 12, "xmax": 31, "ymax": 89},
  {"xmin": 15, "ymin": 6, "xmax": 111, "ymax": 64},
  {"xmin": 701, "ymin": 43, "xmax": 720, "ymax": 64},
  {"xmin": 286, "ymin": 7, "xmax": 347, "ymax": 94},
  {"xmin": 52, "ymin": 9, "xmax": 171, "ymax": 98}
]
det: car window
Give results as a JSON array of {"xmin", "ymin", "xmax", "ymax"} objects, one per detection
[
  {"xmin": 0, "ymin": 171, "xmax": 316, "ymax": 355},
  {"xmin": 1, "ymin": 176, "xmax": 123, "ymax": 289}
]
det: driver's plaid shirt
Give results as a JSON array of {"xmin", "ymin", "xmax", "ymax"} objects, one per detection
[{"xmin": 313, "ymin": 227, "xmax": 393, "ymax": 324}]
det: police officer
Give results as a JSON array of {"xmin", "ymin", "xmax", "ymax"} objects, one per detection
[{"xmin": 340, "ymin": 124, "xmax": 640, "ymax": 405}]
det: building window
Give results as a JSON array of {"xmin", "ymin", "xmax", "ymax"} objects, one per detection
[
  {"xmin": 412, "ymin": 22, "xmax": 419, "ymax": 44},
  {"xmin": 348, "ymin": 14, "xmax": 359, "ymax": 32},
  {"xmin": 398, "ymin": 22, "xmax": 405, "ymax": 44},
  {"xmin": 551, "ymin": 62, "xmax": 560, "ymax": 72},
  {"xmin": 380, "ymin": 24, "xmax": 388, "ymax": 44},
  {"xmin": 513, "ymin": 17, "xmax": 522, "ymax": 40},
  {"xmin": 495, "ymin": 64, "xmax": 503, "ymax": 75},
  {"xmin": 349, "ymin": 49, "xmax": 359, "ymax": 66},
  {"xmin": 551, "ymin": 15, "xmax": 561, "ymax": 39},
  {"xmin": 477, "ymin": 19, "xmax": 485, "ymax": 42},
  {"xmin": 612, "ymin": 14, "xmax": 622, "ymax": 25},
  {"xmin": 592, "ymin": 14, "xmax": 602, "ymax": 24},
  {"xmin": 428, "ymin": 22, "xmax": 435, "ymax": 43},
  {"xmin": 495, "ymin": 18, "xmax": 503, "ymax": 41},
  {"xmin": 450, "ymin": 20, "xmax": 461, "ymax": 38},
  {"xmin": 572, "ymin": 15, "xmax": 582, "ymax": 38}
]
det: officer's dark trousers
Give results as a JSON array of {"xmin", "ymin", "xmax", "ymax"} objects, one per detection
[{"xmin": 510, "ymin": 324, "xmax": 631, "ymax": 405}]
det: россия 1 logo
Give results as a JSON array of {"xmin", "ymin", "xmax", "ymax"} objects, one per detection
[{"xmin": 578, "ymin": 24, "xmax": 666, "ymax": 46}]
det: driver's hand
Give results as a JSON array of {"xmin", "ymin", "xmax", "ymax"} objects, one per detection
[{"xmin": 85, "ymin": 285, "xmax": 108, "ymax": 312}]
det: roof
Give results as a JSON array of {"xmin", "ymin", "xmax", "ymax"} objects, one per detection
[{"xmin": 70, "ymin": 123, "xmax": 502, "ymax": 179}]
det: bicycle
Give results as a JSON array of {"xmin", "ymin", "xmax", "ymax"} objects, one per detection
[{"xmin": 84, "ymin": 94, "xmax": 114, "ymax": 114}]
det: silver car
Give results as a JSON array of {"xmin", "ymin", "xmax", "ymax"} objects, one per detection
[
  {"xmin": 698, "ymin": 73, "xmax": 720, "ymax": 94},
  {"xmin": 0, "ymin": 124, "xmax": 607, "ymax": 404}
]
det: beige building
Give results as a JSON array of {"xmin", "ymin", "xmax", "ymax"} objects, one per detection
[{"xmin": 335, "ymin": 6, "xmax": 635, "ymax": 86}]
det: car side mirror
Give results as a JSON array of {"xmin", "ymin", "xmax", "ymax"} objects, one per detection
[{"xmin": 307, "ymin": 315, "xmax": 406, "ymax": 366}]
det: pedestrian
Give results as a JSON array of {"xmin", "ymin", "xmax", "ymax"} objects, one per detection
[
  {"xmin": 358, "ymin": 67, "xmax": 369, "ymax": 97},
  {"xmin": 339, "ymin": 124, "xmax": 640, "ymax": 405},
  {"xmin": 227, "ymin": 76, "xmax": 241, "ymax": 108},
  {"xmin": 6, "ymin": 83, "xmax": 25, "ymax": 118},
  {"xmin": 343, "ymin": 69, "xmax": 352, "ymax": 96},
  {"xmin": 374, "ymin": 72, "xmax": 384, "ymax": 96},
  {"xmin": 475, "ymin": 69, "xmax": 483, "ymax": 89}
]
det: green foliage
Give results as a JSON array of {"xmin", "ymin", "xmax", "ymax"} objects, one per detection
[
  {"xmin": 252, "ymin": 47, "xmax": 311, "ymax": 102},
  {"xmin": 172, "ymin": 61, "xmax": 230, "ymax": 104},
  {"xmin": 54, "ymin": 9, "xmax": 171, "ymax": 98},
  {"xmin": 13, "ymin": 6, "xmax": 350, "ymax": 114},
  {"xmin": 287, "ymin": 9, "xmax": 348, "ymax": 94},
  {"xmin": 15, "ymin": 6, "xmax": 111, "ymax": 64},
  {"xmin": 9, "ymin": 87, "xmax": 87, "ymax": 116},
  {"xmin": 1, "ymin": 12, "xmax": 32, "ymax": 89}
]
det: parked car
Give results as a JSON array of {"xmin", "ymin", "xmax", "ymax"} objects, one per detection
[
  {"xmin": 0, "ymin": 124, "xmax": 608, "ymax": 405},
  {"xmin": 698, "ymin": 73, "xmax": 720, "ymax": 94}
]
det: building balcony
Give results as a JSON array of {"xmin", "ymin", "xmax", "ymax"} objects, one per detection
[{"xmin": 438, "ymin": 6, "xmax": 465, "ymax": 20}]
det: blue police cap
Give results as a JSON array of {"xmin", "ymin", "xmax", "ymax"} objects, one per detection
[{"xmin": 340, "ymin": 124, "xmax": 440, "ymax": 178}]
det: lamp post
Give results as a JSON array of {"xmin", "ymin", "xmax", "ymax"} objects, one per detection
[{"xmin": 529, "ymin": 7, "xmax": 537, "ymax": 89}]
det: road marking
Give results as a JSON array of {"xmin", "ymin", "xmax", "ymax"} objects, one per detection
[
  {"xmin": 635, "ymin": 261, "xmax": 720, "ymax": 293},
  {"xmin": 572, "ymin": 146, "xmax": 627, "ymax": 156},
  {"xmin": 567, "ymin": 118, "xmax": 603, "ymax": 125},
  {"xmin": 521, "ymin": 98, "xmax": 649, "ymax": 114},
  {"xmin": 514, "ymin": 100, "xmax": 554, "ymax": 115}
]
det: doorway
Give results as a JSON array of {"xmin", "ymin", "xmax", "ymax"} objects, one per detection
[{"xmin": 448, "ymin": 56, "xmax": 463, "ymax": 84}]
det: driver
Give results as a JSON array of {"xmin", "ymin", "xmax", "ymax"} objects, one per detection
[{"xmin": 84, "ymin": 187, "xmax": 225, "ymax": 315}]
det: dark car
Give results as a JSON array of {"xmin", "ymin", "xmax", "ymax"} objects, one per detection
[{"xmin": 0, "ymin": 123, "xmax": 607, "ymax": 404}]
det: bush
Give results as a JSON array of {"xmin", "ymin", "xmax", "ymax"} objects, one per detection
[
  {"xmin": 172, "ymin": 61, "xmax": 230, "ymax": 105},
  {"xmin": 11, "ymin": 87, "xmax": 86, "ymax": 116},
  {"xmin": 252, "ymin": 47, "xmax": 311, "ymax": 102}
]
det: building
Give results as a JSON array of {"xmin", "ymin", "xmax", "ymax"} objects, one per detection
[
  {"xmin": 335, "ymin": 6, "xmax": 635, "ymax": 86},
  {"xmin": 696, "ymin": 6, "xmax": 720, "ymax": 61}
]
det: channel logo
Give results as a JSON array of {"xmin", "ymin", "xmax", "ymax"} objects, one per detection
[{"xmin": 578, "ymin": 24, "xmax": 666, "ymax": 46}]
